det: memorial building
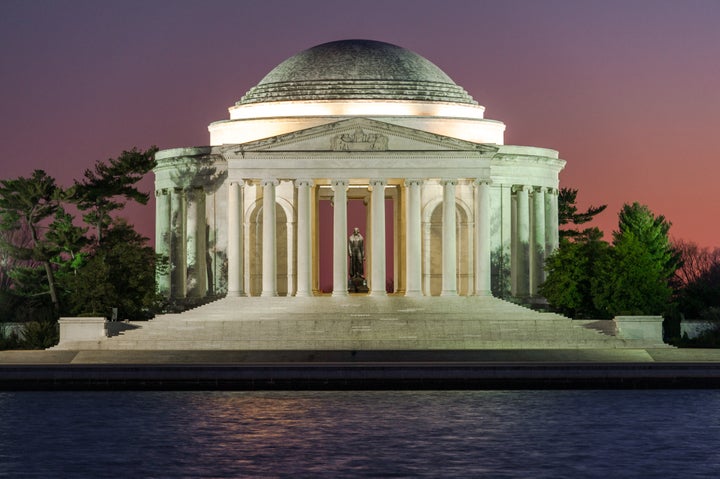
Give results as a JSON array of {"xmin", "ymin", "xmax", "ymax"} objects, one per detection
[{"xmin": 153, "ymin": 39, "xmax": 564, "ymax": 303}]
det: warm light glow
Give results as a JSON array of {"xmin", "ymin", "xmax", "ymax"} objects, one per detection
[
  {"xmin": 229, "ymin": 100, "xmax": 486, "ymax": 120},
  {"xmin": 209, "ymin": 116, "xmax": 505, "ymax": 145}
]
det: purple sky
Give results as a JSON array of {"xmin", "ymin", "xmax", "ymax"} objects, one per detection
[{"xmin": 1, "ymin": 0, "xmax": 719, "ymax": 247}]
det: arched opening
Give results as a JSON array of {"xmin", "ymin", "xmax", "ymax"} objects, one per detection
[
  {"xmin": 248, "ymin": 202, "xmax": 290, "ymax": 296},
  {"xmin": 423, "ymin": 200, "xmax": 473, "ymax": 296}
]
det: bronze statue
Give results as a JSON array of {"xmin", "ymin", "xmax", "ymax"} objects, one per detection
[{"xmin": 348, "ymin": 227, "xmax": 365, "ymax": 278}]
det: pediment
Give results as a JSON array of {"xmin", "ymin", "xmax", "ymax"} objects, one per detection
[{"xmin": 221, "ymin": 118, "xmax": 498, "ymax": 154}]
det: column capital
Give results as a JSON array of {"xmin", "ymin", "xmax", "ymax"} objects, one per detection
[
  {"xmin": 229, "ymin": 179, "xmax": 245, "ymax": 187},
  {"xmin": 512, "ymin": 184, "xmax": 530, "ymax": 194},
  {"xmin": 294, "ymin": 178, "xmax": 314, "ymax": 188},
  {"xmin": 473, "ymin": 178, "xmax": 492, "ymax": 186},
  {"xmin": 404, "ymin": 178, "xmax": 424, "ymax": 187},
  {"xmin": 155, "ymin": 188, "xmax": 170, "ymax": 197},
  {"xmin": 261, "ymin": 178, "xmax": 280, "ymax": 187},
  {"xmin": 369, "ymin": 178, "xmax": 387, "ymax": 187},
  {"xmin": 331, "ymin": 179, "xmax": 348, "ymax": 190},
  {"xmin": 533, "ymin": 186, "xmax": 548, "ymax": 194},
  {"xmin": 440, "ymin": 178, "xmax": 458, "ymax": 186}
]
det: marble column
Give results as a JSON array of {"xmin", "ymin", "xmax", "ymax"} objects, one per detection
[
  {"xmin": 369, "ymin": 179, "xmax": 387, "ymax": 296},
  {"xmin": 514, "ymin": 185, "xmax": 530, "ymax": 298},
  {"xmin": 195, "ymin": 189, "xmax": 207, "ymax": 297},
  {"xmin": 441, "ymin": 179, "xmax": 458, "ymax": 296},
  {"xmin": 405, "ymin": 179, "xmax": 422, "ymax": 296},
  {"xmin": 261, "ymin": 179, "xmax": 279, "ymax": 297},
  {"xmin": 331, "ymin": 179, "xmax": 348, "ymax": 297},
  {"xmin": 474, "ymin": 180, "xmax": 492, "ymax": 296},
  {"xmin": 295, "ymin": 179, "xmax": 313, "ymax": 297},
  {"xmin": 227, "ymin": 181, "xmax": 244, "ymax": 296},
  {"xmin": 183, "ymin": 188, "xmax": 207, "ymax": 298},
  {"xmin": 170, "ymin": 188, "xmax": 186, "ymax": 299},
  {"xmin": 155, "ymin": 189, "xmax": 171, "ymax": 297},
  {"xmin": 546, "ymin": 188, "xmax": 559, "ymax": 255},
  {"xmin": 531, "ymin": 187, "xmax": 546, "ymax": 295}
]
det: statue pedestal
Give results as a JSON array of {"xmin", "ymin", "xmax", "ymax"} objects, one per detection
[{"xmin": 349, "ymin": 276, "xmax": 369, "ymax": 293}]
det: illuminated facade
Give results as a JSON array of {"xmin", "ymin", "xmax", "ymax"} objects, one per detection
[{"xmin": 154, "ymin": 40, "xmax": 564, "ymax": 302}]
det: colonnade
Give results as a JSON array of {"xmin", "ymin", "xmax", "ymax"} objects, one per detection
[
  {"xmin": 156, "ymin": 179, "xmax": 558, "ymax": 300},
  {"xmin": 217, "ymin": 177, "xmax": 558, "ymax": 300},
  {"xmin": 155, "ymin": 187, "xmax": 209, "ymax": 299}
]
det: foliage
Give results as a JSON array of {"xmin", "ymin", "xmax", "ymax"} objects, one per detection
[
  {"xmin": 558, "ymin": 187, "xmax": 607, "ymax": 240},
  {"xmin": 543, "ymin": 202, "xmax": 678, "ymax": 319},
  {"xmin": 72, "ymin": 147, "xmax": 157, "ymax": 243},
  {"xmin": 21, "ymin": 320, "xmax": 59, "ymax": 349},
  {"xmin": 592, "ymin": 203, "xmax": 678, "ymax": 316},
  {"xmin": 540, "ymin": 227, "xmax": 611, "ymax": 318},
  {"xmin": 671, "ymin": 240, "xmax": 720, "ymax": 320},
  {"xmin": 0, "ymin": 226, "xmax": 33, "ymax": 291},
  {"xmin": 0, "ymin": 170, "xmax": 64, "ymax": 314},
  {"xmin": 59, "ymin": 219, "xmax": 163, "ymax": 320}
]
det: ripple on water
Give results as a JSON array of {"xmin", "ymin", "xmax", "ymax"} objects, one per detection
[{"xmin": 0, "ymin": 390, "xmax": 719, "ymax": 477}]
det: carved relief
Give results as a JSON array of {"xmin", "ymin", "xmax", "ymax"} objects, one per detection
[{"xmin": 332, "ymin": 128, "xmax": 388, "ymax": 151}]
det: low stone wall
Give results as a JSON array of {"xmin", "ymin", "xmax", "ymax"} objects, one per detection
[
  {"xmin": 681, "ymin": 320, "xmax": 719, "ymax": 339},
  {"xmin": 0, "ymin": 323, "xmax": 26, "ymax": 340},
  {"xmin": 614, "ymin": 316, "xmax": 664, "ymax": 343}
]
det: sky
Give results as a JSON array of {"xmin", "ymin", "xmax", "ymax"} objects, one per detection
[{"xmin": 1, "ymin": 0, "xmax": 719, "ymax": 248}]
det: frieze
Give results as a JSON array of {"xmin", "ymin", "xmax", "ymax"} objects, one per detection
[{"xmin": 332, "ymin": 128, "xmax": 388, "ymax": 151}]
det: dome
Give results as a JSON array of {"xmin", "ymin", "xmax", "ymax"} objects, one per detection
[{"xmin": 238, "ymin": 39, "xmax": 477, "ymax": 105}]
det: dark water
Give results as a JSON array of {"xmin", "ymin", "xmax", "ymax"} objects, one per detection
[{"xmin": 1, "ymin": 390, "xmax": 719, "ymax": 478}]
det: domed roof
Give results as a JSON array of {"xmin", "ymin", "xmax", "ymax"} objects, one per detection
[{"xmin": 238, "ymin": 39, "xmax": 477, "ymax": 105}]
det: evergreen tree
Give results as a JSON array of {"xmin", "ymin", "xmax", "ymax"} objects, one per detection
[
  {"xmin": 0, "ymin": 170, "xmax": 63, "ymax": 314},
  {"xmin": 558, "ymin": 188, "xmax": 607, "ymax": 240},
  {"xmin": 592, "ymin": 203, "xmax": 678, "ymax": 316},
  {"xmin": 72, "ymin": 146, "xmax": 157, "ymax": 243},
  {"xmin": 61, "ymin": 219, "xmax": 164, "ymax": 320},
  {"xmin": 540, "ymin": 227, "xmax": 610, "ymax": 318}
]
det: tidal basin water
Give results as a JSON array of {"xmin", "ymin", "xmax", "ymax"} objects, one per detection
[{"xmin": 1, "ymin": 390, "xmax": 719, "ymax": 477}]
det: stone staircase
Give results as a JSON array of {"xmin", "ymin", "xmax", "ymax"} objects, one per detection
[{"xmin": 54, "ymin": 295, "xmax": 667, "ymax": 350}]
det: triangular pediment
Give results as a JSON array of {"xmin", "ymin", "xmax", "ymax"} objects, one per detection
[{"xmin": 221, "ymin": 118, "xmax": 498, "ymax": 154}]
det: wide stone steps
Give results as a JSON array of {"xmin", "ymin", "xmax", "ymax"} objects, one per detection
[{"xmin": 49, "ymin": 295, "xmax": 667, "ymax": 351}]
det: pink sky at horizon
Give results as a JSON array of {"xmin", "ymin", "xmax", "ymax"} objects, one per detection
[{"xmin": 1, "ymin": 0, "xmax": 719, "ymax": 248}]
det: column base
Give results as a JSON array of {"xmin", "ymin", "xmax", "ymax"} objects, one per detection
[
  {"xmin": 261, "ymin": 291, "xmax": 278, "ymax": 298},
  {"xmin": 441, "ymin": 290, "xmax": 458, "ymax": 296},
  {"xmin": 474, "ymin": 290, "xmax": 492, "ymax": 297},
  {"xmin": 404, "ymin": 290, "xmax": 423, "ymax": 297},
  {"xmin": 227, "ymin": 290, "xmax": 246, "ymax": 297},
  {"xmin": 331, "ymin": 291, "xmax": 348, "ymax": 297}
]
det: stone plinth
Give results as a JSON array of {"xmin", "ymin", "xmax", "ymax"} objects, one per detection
[
  {"xmin": 58, "ymin": 317, "xmax": 107, "ymax": 344},
  {"xmin": 614, "ymin": 316, "xmax": 664, "ymax": 343}
]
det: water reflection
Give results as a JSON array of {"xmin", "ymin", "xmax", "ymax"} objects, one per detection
[{"xmin": 0, "ymin": 390, "xmax": 719, "ymax": 477}]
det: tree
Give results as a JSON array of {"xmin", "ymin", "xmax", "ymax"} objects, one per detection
[
  {"xmin": 541, "ymin": 227, "xmax": 611, "ymax": 318},
  {"xmin": 672, "ymin": 240, "xmax": 720, "ymax": 319},
  {"xmin": 592, "ymin": 203, "xmax": 678, "ymax": 316},
  {"xmin": 60, "ymin": 219, "xmax": 164, "ymax": 320},
  {"xmin": 0, "ymin": 170, "xmax": 63, "ymax": 314},
  {"xmin": 558, "ymin": 188, "xmax": 607, "ymax": 240},
  {"xmin": 72, "ymin": 147, "xmax": 157, "ymax": 243}
]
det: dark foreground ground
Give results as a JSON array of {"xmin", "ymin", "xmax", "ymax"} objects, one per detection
[{"xmin": 2, "ymin": 348, "xmax": 720, "ymax": 390}]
